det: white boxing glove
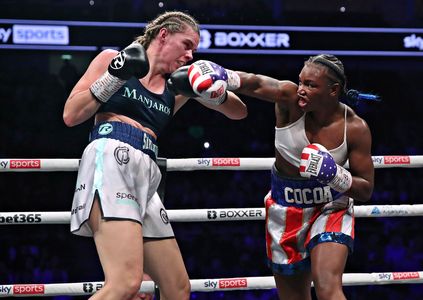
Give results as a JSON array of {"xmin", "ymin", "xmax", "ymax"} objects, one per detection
[{"xmin": 187, "ymin": 60, "xmax": 240, "ymax": 105}]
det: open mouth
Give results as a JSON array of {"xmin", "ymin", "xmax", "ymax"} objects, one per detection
[{"xmin": 298, "ymin": 96, "xmax": 308, "ymax": 108}]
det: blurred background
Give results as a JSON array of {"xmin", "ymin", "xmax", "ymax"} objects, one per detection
[{"xmin": 1, "ymin": 0, "xmax": 423, "ymax": 299}]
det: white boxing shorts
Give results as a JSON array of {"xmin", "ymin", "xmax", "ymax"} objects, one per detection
[{"xmin": 70, "ymin": 121, "xmax": 174, "ymax": 239}]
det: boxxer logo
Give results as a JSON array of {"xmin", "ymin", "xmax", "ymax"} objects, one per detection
[
  {"xmin": 207, "ymin": 210, "xmax": 217, "ymax": 219},
  {"xmin": 215, "ymin": 32, "xmax": 290, "ymax": 48},
  {"xmin": 82, "ymin": 283, "xmax": 103, "ymax": 293},
  {"xmin": 83, "ymin": 283, "xmax": 93, "ymax": 293},
  {"xmin": 199, "ymin": 29, "xmax": 212, "ymax": 49},
  {"xmin": 114, "ymin": 146, "xmax": 130, "ymax": 165}
]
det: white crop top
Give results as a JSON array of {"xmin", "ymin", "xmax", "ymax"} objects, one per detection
[{"xmin": 275, "ymin": 105, "xmax": 348, "ymax": 167}]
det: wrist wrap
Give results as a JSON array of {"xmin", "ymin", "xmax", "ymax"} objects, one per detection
[
  {"xmin": 89, "ymin": 71, "xmax": 126, "ymax": 103},
  {"xmin": 227, "ymin": 70, "xmax": 241, "ymax": 90},
  {"xmin": 328, "ymin": 165, "xmax": 352, "ymax": 193}
]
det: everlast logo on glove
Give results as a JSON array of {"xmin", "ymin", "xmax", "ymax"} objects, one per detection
[
  {"xmin": 197, "ymin": 61, "xmax": 213, "ymax": 74},
  {"xmin": 306, "ymin": 153, "xmax": 322, "ymax": 176}
]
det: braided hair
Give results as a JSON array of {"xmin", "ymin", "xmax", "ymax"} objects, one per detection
[
  {"xmin": 305, "ymin": 54, "xmax": 380, "ymax": 105},
  {"xmin": 135, "ymin": 11, "xmax": 200, "ymax": 50},
  {"xmin": 306, "ymin": 54, "xmax": 347, "ymax": 94}
]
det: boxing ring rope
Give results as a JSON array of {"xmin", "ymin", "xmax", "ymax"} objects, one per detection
[
  {"xmin": 0, "ymin": 155, "xmax": 422, "ymax": 172},
  {"xmin": 1, "ymin": 272, "xmax": 423, "ymax": 297},
  {"xmin": 1, "ymin": 204, "xmax": 423, "ymax": 225},
  {"xmin": 2, "ymin": 156, "xmax": 423, "ymax": 297}
]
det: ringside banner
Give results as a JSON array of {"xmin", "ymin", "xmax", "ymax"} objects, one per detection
[{"xmin": 1, "ymin": 19, "xmax": 423, "ymax": 56}]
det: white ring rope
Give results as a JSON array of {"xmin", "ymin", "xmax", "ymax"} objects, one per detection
[
  {"xmin": 0, "ymin": 155, "xmax": 422, "ymax": 172},
  {"xmin": 1, "ymin": 204, "xmax": 423, "ymax": 225},
  {"xmin": 1, "ymin": 272, "xmax": 422, "ymax": 297}
]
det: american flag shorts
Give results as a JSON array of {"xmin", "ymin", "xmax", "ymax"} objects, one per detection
[{"xmin": 264, "ymin": 186, "xmax": 354, "ymax": 275}]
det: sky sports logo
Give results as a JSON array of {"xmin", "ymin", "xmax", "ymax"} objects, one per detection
[
  {"xmin": 13, "ymin": 25, "xmax": 68, "ymax": 44},
  {"xmin": 392, "ymin": 272, "xmax": 420, "ymax": 280},
  {"xmin": 204, "ymin": 278, "xmax": 248, "ymax": 289},
  {"xmin": 0, "ymin": 160, "xmax": 41, "ymax": 169},
  {"xmin": 0, "ymin": 285, "xmax": 12, "ymax": 295},
  {"xmin": 219, "ymin": 278, "xmax": 247, "ymax": 289},
  {"xmin": 197, "ymin": 158, "xmax": 241, "ymax": 167},
  {"xmin": 212, "ymin": 158, "xmax": 240, "ymax": 167},
  {"xmin": 0, "ymin": 24, "xmax": 69, "ymax": 44},
  {"xmin": 13, "ymin": 284, "xmax": 44, "ymax": 295},
  {"xmin": 9, "ymin": 159, "xmax": 41, "ymax": 169},
  {"xmin": 384, "ymin": 156, "xmax": 410, "ymax": 165}
]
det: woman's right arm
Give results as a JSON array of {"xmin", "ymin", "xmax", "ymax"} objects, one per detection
[
  {"xmin": 63, "ymin": 50, "xmax": 117, "ymax": 127},
  {"xmin": 235, "ymin": 71, "xmax": 298, "ymax": 105}
]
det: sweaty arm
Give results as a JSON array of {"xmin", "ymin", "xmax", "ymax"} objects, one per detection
[
  {"xmin": 344, "ymin": 116, "xmax": 374, "ymax": 202},
  {"xmin": 235, "ymin": 71, "xmax": 297, "ymax": 104},
  {"xmin": 63, "ymin": 50, "xmax": 115, "ymax": 127}
]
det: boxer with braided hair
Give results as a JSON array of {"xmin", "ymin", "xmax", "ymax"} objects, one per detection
[
  {"xmin": 209, "ymin": 54, "xmax": 374, "ymax": 300},
  {"xmin": 63, "ymin": 11, "xmax": 246, "ymax": 300},
  {"xmin": 136, "ymin": 11, "xmax": 200, "ymax": 49}
]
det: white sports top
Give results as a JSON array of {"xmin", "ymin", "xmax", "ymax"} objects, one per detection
[{"xmin": 275, "ymin": 105, "xmax": 348, "ymax": 168}]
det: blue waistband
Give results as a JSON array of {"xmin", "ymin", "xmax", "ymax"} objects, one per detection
[
  {"xmin": 89, "ymin": 122, "xmax": 158, "ymax": 161},
  {"xmin": 271, "ymin": 165, "xmax": 343, "ymax": 208}
]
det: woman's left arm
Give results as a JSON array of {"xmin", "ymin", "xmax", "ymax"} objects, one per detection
[{"xmin": 345, "ymin": 116, "xmax": 374, "ymax": 202}]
